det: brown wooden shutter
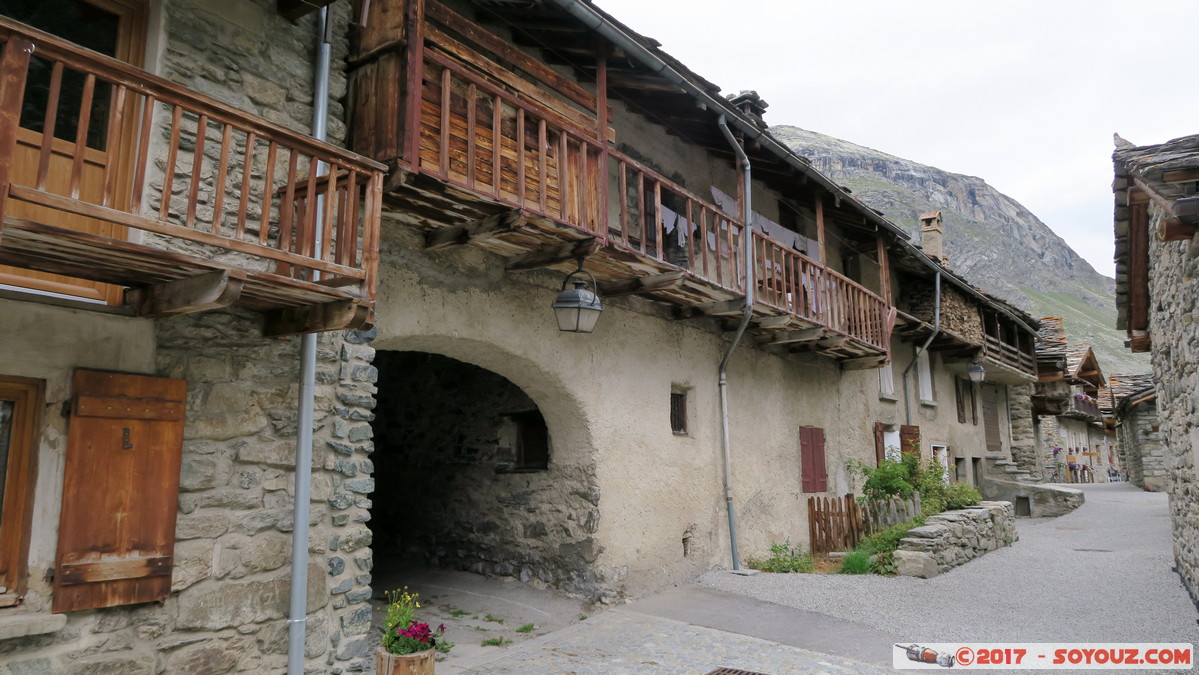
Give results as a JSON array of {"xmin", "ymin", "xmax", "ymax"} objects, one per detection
[
  {"xmin": 899, "ymin": 424, "xmax": 920, "ymax": 454},
  {"xmin": 970, "ymin": 383, "xmax": 979, "ymax": 425},
  {"xmin": 800, "ymin": 427, "xmax": 827, "ymax": 493},
  {"xmin": 52, "ymin": 370, "xmax": 186, "ymax": 613},
  {"xmin": 873, "ymin": 422, "xmax": 886, "ymax": 466},
  {"xmin": 955, "ymin": 379, "xmax": 967, "ymax": 423},
  {"xmin": 981, "ymin": 385, "xmax": 1001, "ymax": 454}
]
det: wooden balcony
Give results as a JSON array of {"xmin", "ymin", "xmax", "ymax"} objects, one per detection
[
  {"xmin": 1063, "ymin": 395, "xmax": 1102, "ymax": 421},
  {"xmin": 0, "ymin": 18, "xmax": 386, "ymax": 336},
  {"xmin": 357, "ymin": 3, "xmax": 892, "ymax": 361}
]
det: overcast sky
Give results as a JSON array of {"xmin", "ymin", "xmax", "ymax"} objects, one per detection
[{"xmin": 593, "ymin": 0, "xmax": 1198, "ymax": 277}]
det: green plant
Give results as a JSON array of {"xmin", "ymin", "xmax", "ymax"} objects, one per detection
[
  {"xmin": 483, "ymin": 614, "xmax": 503, "ymax": 624},
  {"xmin": 855, "ymin": 515, "xmax": 925, "ymax": 574},
  {"xmin": 838, "ymin": 551, "xmax": 873, "ymax": 574},
  {"xmin": 516, "ymin": 623, "xmax": 535, "ymax": 633},
  {"xmin": 578, "ymin": 615, "xmax": 588, "ymax": 621},
  {"xmin": 942, "ymin": 482, "xmax": 982, "ymax": 510},
  {"xmin": 481, "ymin": 637, "xmax": 510, "ymax": 647},
  {"xmin": 449, "ymin": 609, "xmax": 469, "ymax": 618},
  {"xmin": 379, "ymin": 588, "xmax": 450, "ymax": 656},
  {"xmin": 745, "ymin": 539, "xmax": 815, "ymax": 573}
]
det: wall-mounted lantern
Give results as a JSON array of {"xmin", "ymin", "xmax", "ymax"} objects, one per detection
[
  {"xmin": 967, "ymin": 362, "xmax": 986, "ymax": 383},
  {"xmin": 552, "ymin": 257, "xmax": 603, "ymax": 333}
]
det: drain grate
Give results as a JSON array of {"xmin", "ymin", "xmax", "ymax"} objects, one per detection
[
  {"xmin": 706, "ymin": 669, "xmax": 772, "ymax": 675},
  {"xmin": 1073, "ymin": 548, "xmax": 1113, "ymax": 553}
]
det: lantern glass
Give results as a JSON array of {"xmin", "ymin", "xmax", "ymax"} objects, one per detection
[
  {"xmin": 552, "ymin": 282, "xmax": 602, "ymax": 333},
  {"xmin": 967, "ymin": 362, "xmax": 986, "ymax": 383}
]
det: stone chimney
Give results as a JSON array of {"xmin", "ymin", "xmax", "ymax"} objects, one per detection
[
  {"xmin": 727, "ymin": 90, "xmax": 769, "ymax": 127},
  {"xmin": 919, "ymin": 211, "xmax": 948, "ymax": 267}
]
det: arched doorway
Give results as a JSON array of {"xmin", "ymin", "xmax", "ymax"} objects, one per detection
[{"xmin": 369, "ymin": 347, "xmax": 604, "ymax": 597}]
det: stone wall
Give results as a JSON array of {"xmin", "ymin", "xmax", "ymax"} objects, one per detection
[
  {"xmin": 1008, "ymin": 384, "xmax": 1039, "ymax": 478},
  {"xmin": 900, "ymin": 283, "xmax": 984, "ymax": 343},
  {"xmin": 0, "ymin": 304, "xmax": 377, "ymax": 673},
  {"xmin": 1144, "ymin": 203, "xmax": 1199, "ymax": 607},
  {"xmin": 1118, "ymin": 400, "xmax": 1166, "ymax": 491},
  {"xmin": 981, "ymin": 478, "xmax": 1082, "ymax": 517},
  {"xmin": 893, "ymin": 502, "xmax": 1018, "ymax": 578},
  {"xmin": 371, "ymin": 351, "xmax": 604, "ymax": 599}
]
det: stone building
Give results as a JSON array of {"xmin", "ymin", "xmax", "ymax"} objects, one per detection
[
  {"xmin": 0, "ymin": 1, "xmax": 1048, "ymax": 672},
  {"xmin": 1113, "ymin": 133, "xmax": 1199, "ymax": 607},
  {"xmin": 1108, "ymin": 374, "xmax": 1163, "ymax": 490},
  {"xmin": 1027, "ymin": 318, "xmax": 1114, "ymax": 483}
]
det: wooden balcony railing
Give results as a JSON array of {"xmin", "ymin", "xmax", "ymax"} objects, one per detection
[
  {"xmin": 753, "ymin": 233, "xmax": 889, "ymax": 351},
  {"xmin": 0, "ymin": 18, "xmax": 385, "ymax": 325},
  {"xmin": 1068, "ymin": 395, "xmax": 1101, "ymax": 420},
  {"xmin": 401, "ymin": 13, "xmax": 891, "ymax": 355},
  {"xmin": 984, "ymin": 334, "xmax": 1036, "ymax": 376}
]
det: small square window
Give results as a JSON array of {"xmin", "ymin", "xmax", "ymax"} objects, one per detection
[
  {"xmin": 509, "ymin": 410, "xmax": 549, "ymax": 471},
  {"xmin": 670, "ymin": 391, "xmax": 687, "ymax": 435}
]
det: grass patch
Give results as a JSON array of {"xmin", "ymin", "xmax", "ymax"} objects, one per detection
[
  {"xmin": 483, "ymin": 614, "xmax": 503, "ymax": 624},
  {"xmin": 448, "ymin": 609, "xmax": 469, "ymax": 618},
  {"xmin": 480, "ymin": 637, "xmax": 510, "ymax": 648},
  {"xmin": 838, "ymin": 551, "xmax": 873, "ymax": 574},
  {"xmin": 516, "ymin": 623, "xmax": 535, "ymax": 633},
  {"xmin": 745, "ymin": 540, "xmax": 815, "ymax": 573},
  {"xmin": 578, "ymin": 615, "xmax": 588, "ymax": 621}
]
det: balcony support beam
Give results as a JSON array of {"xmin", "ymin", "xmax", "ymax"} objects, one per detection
[
  {"xmin": 505, "ymin": 237, "xmax": 598, "ymax": 272},
  {"xmin": 841, "ymin": 355, "xmax": 889, "ymax": 371},
  {"xmin": 263, "ymin": 299, "xmax": 371, "ymax": 338},
  {"xmin": 425, "ymin": 210, "xmax": 526, "ymax": 250},
  {"xmin": 757, "ymin": 327, "xmax": 823, "ymax": 345},
  {"xmin": 136, "ymin": 270, "xmax": 245, "ymax": 318},
  {"xmin": 598, "ymin": 270, "xmax": 684, "ymax": 298},
  {"xmin": 675, "ymin": 298, "xmax": 746, "ymax": 319}
]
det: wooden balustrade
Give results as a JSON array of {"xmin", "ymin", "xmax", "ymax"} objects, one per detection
[
  {"xmin": 984, "ymin": 334, "xmax": 1036, "ymax": 375},
  {"xmin": 0, "ymin": 18, "xmax": 385, "ymax": 305}
]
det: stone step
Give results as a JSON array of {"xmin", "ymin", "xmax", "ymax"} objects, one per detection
[
  {"xmin": 985, "ymin": 454, "xmax": 1010, "ymax": 461},
  {"xmin": 991, "ymin": 460, "xmax": 1018, "ymax": 467}
]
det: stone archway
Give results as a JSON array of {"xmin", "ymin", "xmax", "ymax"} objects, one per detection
[{"xmin": 367, "ymin": 337, "xmax": 606, "ymax": 598}]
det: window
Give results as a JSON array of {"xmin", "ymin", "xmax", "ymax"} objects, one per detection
[
  {"xmin": 931, "ymin": 444, "xmax": 950, "ymax": 483},
  {"xmin": 916, "ymin": 350, "xmax": 935, "ymax": 403},
  {"xmin": 0, "ymin": 376, "xmax": 44, "ymax": 607},
  {"xmin": 670, "ymin": 391, "xmax": 687, "ymax": 435},
  {"xmin": 510, "ymin": 410, "xmax": 549, "ymax": 471},
  {"xmin": 955, "ymin": 378, "xmax": 975, "ymax": 423},
  {"xmin": 878, "ymin": 362, "xmax": 896, "ymax": 399},
  {"xmin": 873, "ymin": 422, "xmax": 901, "ymax": 464},
  {"xmin": 800, "ymin": 427, "xmax": 827, "ymax": 493}
]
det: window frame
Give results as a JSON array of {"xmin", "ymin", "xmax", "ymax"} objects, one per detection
[
  {"xmin": 916, "ymin": 350, "xmax": 935, "ymax": 404},
  {"xmin": 0, "ymin": 375, "xmax": 45, "ymax": 607},
  {"xmin": 670, "ymin": 389, "xmax": 688, "ymax": 436}
]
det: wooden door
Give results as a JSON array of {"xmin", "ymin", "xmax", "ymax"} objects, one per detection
[
  {"xmin": 52, "ymin": 369, "xmax": 186, "ymax": 613},
  {"xmin": 0, "ymin": 0, "xmax": 146, "ymax": 303},
  {"xmin": 981, "ymin": 385, "xmax": 1002, "ymax": 454}
]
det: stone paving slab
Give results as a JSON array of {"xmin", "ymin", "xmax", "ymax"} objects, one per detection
[{"xmin": 450, "ymin": 610, "xmax": 900, "ymax": 674}]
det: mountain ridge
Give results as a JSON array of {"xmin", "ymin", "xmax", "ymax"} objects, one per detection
[{"xmin": 770, "ymin": 125, "xmax": 1149, "ymax": 376}]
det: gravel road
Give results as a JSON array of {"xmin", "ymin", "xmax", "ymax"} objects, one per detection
[{"xmin": 701, "ymin": 482, "xmax": 1198, "ymax": 667}]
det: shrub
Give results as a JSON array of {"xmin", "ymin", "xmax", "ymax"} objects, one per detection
[
  {"xmin": 942, "ymin": 482, "xmax": 982, "ymax": 510},
  {"xmin": 838, "ymin": 551, "xmax": 873, "ymax": 574},
  {"xmin": 855, "ymin": 515, "xmax": 925, "ymax": 574},
  {"xmin": 745, "ymin": 540, "xmax": 815, "ymax": 573}
]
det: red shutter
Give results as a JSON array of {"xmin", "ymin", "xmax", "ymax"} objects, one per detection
[
  {"xmin": 53, "ymin": 370, "xmax": 186, "ymax": 613},
  {"xmin": 800, "ymin": 427, "xmax": 827, "ymax": 493},
  {"xmin": 899, "ymin": 424, "xmax": 920, "ymax": 454},
  {"xmin": 873, "ymin": 422, "xmax": 886, "ymax": 466}
]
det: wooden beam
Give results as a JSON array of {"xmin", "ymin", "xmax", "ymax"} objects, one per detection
[
  {"xmin": 754, "ymin": 314, "xmax": 793, "ymax": 329},
  {"xmin": 425, "ymin": 210, "xmax": 526, "ymax": 250},
  {"xmin": 136, "ymin": 270, "xmax": 245, "ymax": 318},
  {"xmin": 677, "ymin": 298, "xmax": 746, "ymax": 318},
  {"xmin": 815, "ymin": 195, "xmax": 827, "ymax": 264},
  {"xmin": 841, "ymin": 355, "xmax": 888, "ymax": 371},
  {"xmin": 1159, "ymin": 215, "xmax": 1198, "ymax": 242},
  {"xmin": 758, "ymin": 327, "xmax": 823, "ymax": 345},
  {"xmin": 504, "ymin": 238, "xmax": 598, "ymax": 272},
  {"xmin": 1162, "ymin": 168, "xmax": 1199, "ymax": 184},
  {"xmin": 262, "ymin": 300, "xmax": 371, "ymax": 337},
  {"xmin": 812, "ymin": 336, "xmax": 847, "ymax": 351},
  {"xmin": 597, "ymin": 270, "xmax": 684, "ymax": 298}
]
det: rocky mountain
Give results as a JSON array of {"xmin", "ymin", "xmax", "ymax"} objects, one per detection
[{"xmin": 770, "ymin": 125, "xmax": 1150, "ymax": 376}]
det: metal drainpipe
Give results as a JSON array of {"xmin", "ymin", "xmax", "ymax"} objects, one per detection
[
  {"xmin": 903, "ymin": 272, "xmax": 940, "ymax": 426},
  {"xmin": 716, "ymin": 114, "xmax": 753, "ymax": 570},
  {"xmin": 287, "ymin": 7, "xmax": 331, "ymax": 674}
]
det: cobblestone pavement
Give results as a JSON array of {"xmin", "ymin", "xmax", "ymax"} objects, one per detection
[{"xmin": 449, "ymin": 610, "xmax": 899, "ymax": 675}]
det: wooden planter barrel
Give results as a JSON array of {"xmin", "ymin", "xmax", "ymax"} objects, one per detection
[{"xmin": 376, "ymin": 647, "xmax": 435, "ymax": 675}]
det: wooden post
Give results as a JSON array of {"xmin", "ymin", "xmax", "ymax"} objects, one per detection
[
  {"xmin": 815, "ymin": 195, "xmax": 827, "ymax": 265},
  {"xmin": 595, "ymin": 40, "xmax": 610, "ymax": 243},
  {"xmin": 0, "ymin": 37, "xmax": 33, "ymax": 237},
  {"xmin": 402, "ymin": 0, "xmax": 426, "ymax": 167}
]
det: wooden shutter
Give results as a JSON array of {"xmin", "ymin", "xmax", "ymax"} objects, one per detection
[
  {"xmin": 981, "ymin": 385, "xmax": 1001, "ymax": 454},
  {"xmin": 800, "ymin": 427, "xmax": 827, "ymax": 493},
  {"xmin": 873, "ymin": 422, "xmax": 886, "ymax": 466},
  {"xmin": 53, "ymin": 370, "xmax": 186, "ymax": 613},
  {"xmin": 899, "ymin": 424, "xmax": 920, "ymax": 454},
  {"xmin": 970, "ymin": 383, "xmax": 979, "ymax": 425},
  {"xmin": 955, "ymin": 379, "xmax": 967, "ymax": 423}
]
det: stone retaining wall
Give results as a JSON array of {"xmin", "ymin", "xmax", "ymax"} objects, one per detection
[{"xmin": 893, "ymin": 502, "xmax": 1017, "ymax": 578}]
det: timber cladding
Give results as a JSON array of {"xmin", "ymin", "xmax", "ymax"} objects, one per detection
[{"xmin": 52, "ymin": 369, "xmax": 186, "ymax": 613}]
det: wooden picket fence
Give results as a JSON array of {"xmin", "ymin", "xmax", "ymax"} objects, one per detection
[{"xmin": 808, "ymin": 492, "xmax": 923, "ymax": 555}]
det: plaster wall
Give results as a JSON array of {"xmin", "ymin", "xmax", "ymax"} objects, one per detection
[{"xmin": 369, "ymin": 225, "xmax": 889, "ymax": 599}]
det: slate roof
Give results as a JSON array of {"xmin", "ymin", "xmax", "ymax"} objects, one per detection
[
  {"xmin": 1107, "ymin": 373, "xmax": 1155, "ymax": 411},
  {"xmin": 1037, "ymin": 317, "xmax": 1069, "ymax": 358}
]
